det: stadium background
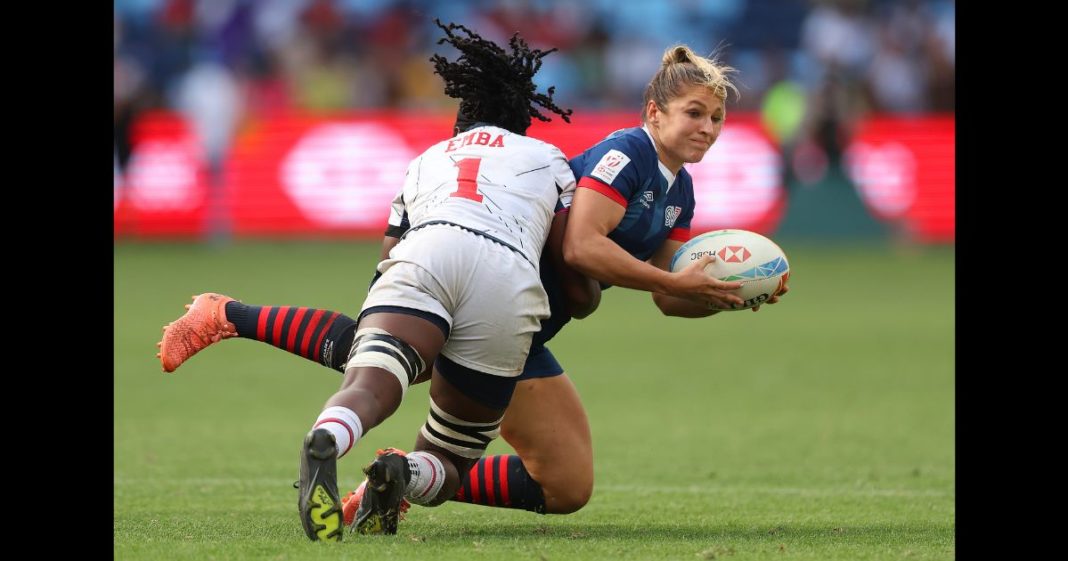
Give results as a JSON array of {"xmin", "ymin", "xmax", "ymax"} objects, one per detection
[
  {"xmin": 114, "ymin": 1, "xmax": 954, "ymax": 559},
  {"xmin": 114, "ymin": 0, "xmax": 954, "ymax": 243}
]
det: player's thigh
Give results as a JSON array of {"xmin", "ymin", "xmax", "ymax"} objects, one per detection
[
  {"xmin": 444, "ymin": 256, "xmax": 548, "ymax": 377},
  {"xmin": 360, "ymin": 259, "xmax": 454, "ymax": 378},
  {"xmin": 413, "ymin": 367, "xmax": 515, "ymax": 504},
  {"xmin": 354, "ymin": 312, "xmax": 447, "ymax": 370},
  {"xmin": 501, "ymin": 374, "xmax": 593, "ymax": 508}
]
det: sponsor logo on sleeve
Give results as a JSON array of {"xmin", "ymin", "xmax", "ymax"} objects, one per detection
[{"xmin": 590, "ymin": 149, "xmax": 631, "ymax": 185}]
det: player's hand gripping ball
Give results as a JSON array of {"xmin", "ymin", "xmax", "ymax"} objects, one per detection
[{"xmin": 671, "ymin": 229, "xmax": 790, "ymax": 311}]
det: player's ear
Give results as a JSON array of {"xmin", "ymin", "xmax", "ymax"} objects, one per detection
[{"xmin": 645, "ymin": 100, "xmax": 660, "ymax": 125}]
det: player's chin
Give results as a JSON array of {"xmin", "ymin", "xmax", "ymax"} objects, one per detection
[{"xmin": 684, "ymin": 145, "xmax": 712, "ymax": 162}]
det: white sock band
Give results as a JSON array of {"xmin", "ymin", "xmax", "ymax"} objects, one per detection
[
  {"xmin": 404, "ymin": 451, "xmax": 446, "ymax": 505},
  {"xmin": 346, "ymin": 328, "xmax": 426, "ymax": 397},
  {"xmin": 313, "ymin": 406, "xmax": 363, "ymax": 458},
  {"xmin": 419, "ymin": 398, "xmax": 503, "ymax": 459}
]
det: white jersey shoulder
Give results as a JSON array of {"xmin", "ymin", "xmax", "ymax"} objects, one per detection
[{"xmin": 388, "ymin": 126, "xmax": 576, "ymax": 267}]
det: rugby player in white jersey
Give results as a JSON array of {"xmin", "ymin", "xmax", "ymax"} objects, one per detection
[{"xmin": 290, "ymin": 20, "xmax": 580, "ymax": 541}]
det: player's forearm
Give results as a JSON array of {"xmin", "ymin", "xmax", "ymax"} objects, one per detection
[
  {"xmin": 564, "ymin": 233, "xmax": 673, "ymax": 294},
  {"xmin": 546, "ymin": 210, "xmax": 601, "ymax": 319},
  {"xmin": 369, "ymin": 235, "xmax": 403, "ymax": 291},
  {"xmin": 379, "ymin": 235, "xmax": 401, "ymax": 261},
  {"xmin": 652, "ymin": 292, "xmax": 721, "ymax": 318}
]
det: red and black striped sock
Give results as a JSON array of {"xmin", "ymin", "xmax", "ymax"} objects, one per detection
[
  {"xmin": 452, "ymin": 455, "xmax": 546, "ymax": 514},
  {"xmin": 223, "ymin": 301, "xmax": 357, "ymax": 371}
]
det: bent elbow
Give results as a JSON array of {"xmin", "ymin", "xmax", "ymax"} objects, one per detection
[
  {"xmin": 571, "ymin": 304, "xmax": 597, "ymax": 320},
  {"xmin": 569, "ymin": 288, "xmax": 601, "ymax": 319},
  {"xmin": 652, "ymin": 292, "xmax": 672, "ymax": 316},
  {"xmin": 562, "ymin": 240, "xmax": 582, "ymax": 269}
]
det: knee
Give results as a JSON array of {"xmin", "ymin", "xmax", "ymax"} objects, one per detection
[
  {"xmin": 537, "ymin": 460, "xmax": 593, "ymax": 514},
  {"xmin": 499, "ymin": 422, "xmax": 521, "ymax": 445},
  {"xmin": 543, "ymin": 478, "xmax": 592, "ymax": 514}
]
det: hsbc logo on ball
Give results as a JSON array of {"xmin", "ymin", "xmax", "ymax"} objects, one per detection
[
  {"xmin": 686, "ymin": 245, "xmax": 750, "ymax": 263},
  {"xmin": 717, "ymin": 245, "xmax": 750, "ymax": 263}
]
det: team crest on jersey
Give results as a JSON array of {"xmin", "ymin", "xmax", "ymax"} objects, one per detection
[
  {"xmin": 590, "ymin": 149, "xmax": 631, "ymax": 185},
  {"xmin": 665, "ymin": 205, "xmax": 682, "ymax": 227}
]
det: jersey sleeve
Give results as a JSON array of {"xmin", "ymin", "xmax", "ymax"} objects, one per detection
[
  {"xmin": 385, "ymin": 157, "xmax": 416, "ymax": 237},
  {"xmin": 572, "ymin": 138, "xmax": 642, "ymax": 207},
  {"xmin": 549, "ymin": 145, "xmax": 577, "ymax": 213}
]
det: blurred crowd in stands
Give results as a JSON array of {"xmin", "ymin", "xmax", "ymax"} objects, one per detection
[{"xmin": 114, "ymin": 0, "xmax": 954, "ymax": 172}]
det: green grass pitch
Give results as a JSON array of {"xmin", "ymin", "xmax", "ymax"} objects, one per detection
[{"xmin": 115, "ymin": 240, "xmax": 954, "ymax": 560}]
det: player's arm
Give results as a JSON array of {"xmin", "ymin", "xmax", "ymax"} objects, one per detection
[
  {"xmin": 563, "ymin": 188, "xmax": 744, "ymax": 308},
  {"xmin": 369, "ymin": 224, "xmax": 406, "ymax": 291},
  {"xmin": 371, "ymin": 170, "xmax": 413, "ymax": 289},
  {"xmin": 545, "ymin": 208, "xmax": 600, "ymax": 319},
  {"xmin": 648, "ymin": 239, "xmax": 722, "ymax": 317},
  {"xmin": 379, "ymin": 234, "xmax": 401, "ymax": 262}
]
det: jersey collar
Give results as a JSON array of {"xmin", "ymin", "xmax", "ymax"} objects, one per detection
[{"xmin": 641, "ymin": 125, "xmax": 677, "ymax": 192}]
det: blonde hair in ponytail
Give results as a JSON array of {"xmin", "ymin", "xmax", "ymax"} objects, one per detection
[{"xmin": 641, "ymin": 45, "xmax": 738, "ymax": 122}]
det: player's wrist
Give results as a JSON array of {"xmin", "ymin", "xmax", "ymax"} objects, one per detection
[{"xmin": 655, "ymin": 268, "xmax": 679, "ymax": 295}]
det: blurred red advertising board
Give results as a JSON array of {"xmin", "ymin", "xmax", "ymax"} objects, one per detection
[
  {"xmin": 114, "ymin": 112, "xmax": 210, "ymax": 236},
  {"xmin": 845, "ymin": 116, "xmax": 954, "ymax": 242},
  {"xmin": 115, "ymin": 111, "xmax": 953, "ymax": 242}
]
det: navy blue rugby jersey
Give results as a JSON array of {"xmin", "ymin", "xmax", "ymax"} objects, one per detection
[
  {"xmin": 532, "ymin": 126, "xmax": 695, "ymax": 348},
  {"xmin": 569, "ymin": 126, "xmax": 694, "ymax": 259}
]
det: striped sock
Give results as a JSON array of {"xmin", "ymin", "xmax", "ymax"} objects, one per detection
[
  {"xmin": 452, "ymin": 455, "xmax": 546, "ymax": 514},
  {"xmin": 224, "ymin": 302, "xmax": 356, "ymax": 371},
  {"xmin": 313, "ymin": 406, "xmax": 363, "ymax": 458},
  {"xmin": 404, "ymin": 451, "xmax": 446, "ymax": 505}
]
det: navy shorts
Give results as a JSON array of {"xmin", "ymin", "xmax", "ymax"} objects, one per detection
[
  {"xmin": 435, "ymin": 354, "xmax": 517, "ymax": 409},
  {"xmin": 516, "ymin": 344, "xmax": 564, "ymax": 380},
  {"xmin": 433, "ymin": 343, "xmax": 564, "ymax": 409}
]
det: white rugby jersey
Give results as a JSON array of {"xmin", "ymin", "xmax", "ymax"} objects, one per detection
[{"xmin": 387, "ymin": 125, "xmax": 576, "ymax": 268}]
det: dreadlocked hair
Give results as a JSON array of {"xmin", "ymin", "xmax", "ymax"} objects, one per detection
[{"xmin": 431, "ymin": 19, "xmax": 572, "ymax": 135}]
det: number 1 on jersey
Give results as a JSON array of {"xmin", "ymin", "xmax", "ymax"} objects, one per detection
[{"xmin": 452, "ymin": 158, "xmax": 483, "ymax": 202}]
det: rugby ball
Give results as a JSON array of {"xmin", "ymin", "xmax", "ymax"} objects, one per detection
[{"xmin": 670, "ymin": 229, "xmax": 790, "ymax": 311}]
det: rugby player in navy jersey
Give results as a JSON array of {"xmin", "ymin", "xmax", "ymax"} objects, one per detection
[
  {"xmin": 157, "ymin": 38, "xmax": 787, "ymax": 535},
  {"xmin": 563, "ymin": 45, "xmax": 774, "ymax": 317}
]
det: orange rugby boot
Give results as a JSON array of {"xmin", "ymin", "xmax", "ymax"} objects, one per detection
[{"xmin": 156, "ymin": 293, "xmax": 237, "ymax": 372}]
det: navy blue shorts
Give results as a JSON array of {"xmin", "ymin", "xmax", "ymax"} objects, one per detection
[
  {"xmin": 516, "ymin": 344, "xmax": 564, "ymax": 380},
  {"xmin": 433, "ymin": 343, "xmax": 564, "ymax": 408},
  {"xmin": 435, "ymin": 354, "xmax": 517, "ymax": 409}
]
